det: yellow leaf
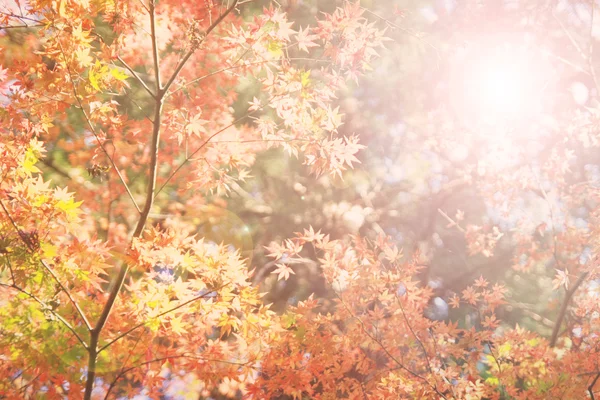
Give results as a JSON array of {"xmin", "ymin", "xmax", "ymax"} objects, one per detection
[
  {"xmin": 41, "ymin": 243, "xmax": 57, "ymax": 259},
  {"xmin": 486, "ymin": 376, "xmax": 499, "ymax": 386},
  {"xmin": 57, "ymin": 0, "xmax": 66, "ymax": 18},
  {"xmin": 22, "ymin": 148, "xmax": 40, "ymax": 176},
  {"xmin": 169, "ymin": 316, "xmax": 186, "ymax": 336},
  {"xmin": 89, "ymin": 61, "xmax": 108, "ymax": 91},
  {"xmin": 110, "ymin": 67, "xmax": 129, "ymax": 81}
]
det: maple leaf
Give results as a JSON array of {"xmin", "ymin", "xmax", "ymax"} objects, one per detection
[
  {"xmin": 482, "ymin": 315, "xmax": 499, "ymax": 329},
  {"xmin": 248, "ymin": 96, "xmax": 262, "ymax": 111},
  {"xmin": 462, "ymin": 286, "xmax": 480, "ymax": 305},
  {"xmin": 383, "ymin": 245, "xmax": 402, "ymax": 262},
  {"xmin": 169, "ymin": 315, "xmax": 186, "ymax": 336},
  {"xmin": 272, "ymin": 263, "xmax": 296, "ymax": 281},
  {"xmin": 264, "ymin": 242, "xmax": 287, "ymax": 259},
  {"xmin": 300, "ymin": 226, "xmax": 325, "ymax": 243},
  {"xmin": 473, "ymin": 276, "xmax": 488, "ymax": 288},
  {"xmin": 323, "ymin": 105, "xmax": 344, "ymax": 132},
  {"xmin": 296, "ymin": 26, "xmax": 319, "ymax": 53},
  {"xmin": 185, "ymin": 112, "xmax": 208, "ymax": 138},
  {"xmin": 553, "ymin": 268, "xmax": 570, "ymax": 290}
]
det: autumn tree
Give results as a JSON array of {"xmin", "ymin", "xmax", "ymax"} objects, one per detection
[
  {"xmin": 3, "ymin": 0, "xmax": 600, "ymax": 399},
  {"xmin": 0, "ymin": 0, "xmax": 388, "ymax": 398}
]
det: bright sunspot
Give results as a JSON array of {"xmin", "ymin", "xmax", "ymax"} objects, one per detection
[{"xmin": 450, "ymin": 38, "xmax": 549, "ymax": 129}]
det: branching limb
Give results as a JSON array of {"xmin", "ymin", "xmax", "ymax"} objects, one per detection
[{"xmin": 84, "ymin": 2, "xmax": 239, "ymax": 398}]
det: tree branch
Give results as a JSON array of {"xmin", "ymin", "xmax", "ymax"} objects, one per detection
[
  {"xmin": 550, "ymin": 271, "xmax": 588, "ymax": 347},
  {"xmin": 161, "ymin": 0, "xmax": 239, "ymax": 95},
  {"xmin": 116, "ymin": 55, "xmax": 155, "ymax": 98},
  {"xmin": 84, "ymin": 2, "xmax": 169, "ymax": 395},
  {"xmin": 590, "ymin": 373, "xmax": 600, "ymax": 400},
  {"xmin": 149, "ymin": 0, "xmax": 162, "ymax": 90}
]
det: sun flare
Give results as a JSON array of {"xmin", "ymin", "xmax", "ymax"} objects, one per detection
[{"xmin": 450, "ymin": 39, "xmax": 548, "ymax": 128}]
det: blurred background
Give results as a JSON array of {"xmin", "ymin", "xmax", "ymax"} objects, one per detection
[{"xmin": 219, "ymin": 0, "xmax": 600, "ymax": 337}]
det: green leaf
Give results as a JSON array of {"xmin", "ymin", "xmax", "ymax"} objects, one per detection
[{"xmin": 282, "ymin": 312, "xmax": 296, "ymax": 329}]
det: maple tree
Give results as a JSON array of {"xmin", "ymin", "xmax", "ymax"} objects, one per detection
[{"xmin": 2, "ymin": 0, "xmax": 600, "ymax": 399}]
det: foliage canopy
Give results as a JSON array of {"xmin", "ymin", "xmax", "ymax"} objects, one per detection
[{"xmin": 2, "ymin": 0, "xmax": 600, "ymax": 399}]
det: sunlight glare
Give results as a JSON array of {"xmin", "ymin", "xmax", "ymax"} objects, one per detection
[
  {"xmin": 450, "ymin": 39, "xmax": 547, "ymax": 128},
  {"xmin": 472, "ymin": 54, "xmax": 535, "ymax": 120}
]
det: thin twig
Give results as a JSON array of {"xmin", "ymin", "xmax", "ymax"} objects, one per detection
[
  {"xmin": 154, "ymin": 92, "xmax": 288, "ymax": 199},
  {"xmin": 360, "ymin": 6, "xmax": 440, "ymax": 61},
  {"xmin": 329, "ymin": 278, "xmax": 447, "ymax": 399},
  {"xmin": 0, "ymin": 23, "xmax": 44, "ymax": 29},
  {"xmin": 103, "ymin": 353, "xmax": 256, "ymax": 399},
  {"xmin": 97, "ymin": 286, "xmax": 223, "ymax": 353},
  {"xmin": 589, "ymin": 373, "xmax": 600, "ymax": 400},
  {"xmin": 0, "ymin": 282, "xmax": 87, "ymax": 349},
  {"xmin": 437, "ymin": 208, "xmax": 466, "ymax": 233},
  {"xmin": 161, "ymin": 0, "xmax": 240, "ymax": 95},
  {"xmin": 589, "ymin": 0, "xmax": 600, "ymax": 93},
  {"xmin": 395, "ymin": 294, "xmax": 436, "ymax": 379},
  {"xmin": 531, "ymin": 166, "xmax": 560, "ymax": 268},
  {"xmin": 56, "ymin": 41, "xmax": 141, "ymax": 214},
  {"xmin": 135, "ymin": 0, "xmax": 150, "ymax": 14},
  {"xmin": 116, "ymin": 55, "xmax": 155, "ymax": 97},
  {"xmin": 553, "ymin": 10, "xmax": 588, "ymax": 61},
  {"xmin": 0, "ymin": 198, "xmax": 92, "ymax": 331},
  {"xmin": 169, "ymin": 57, "xmax": 330, "ymax": 96}
]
